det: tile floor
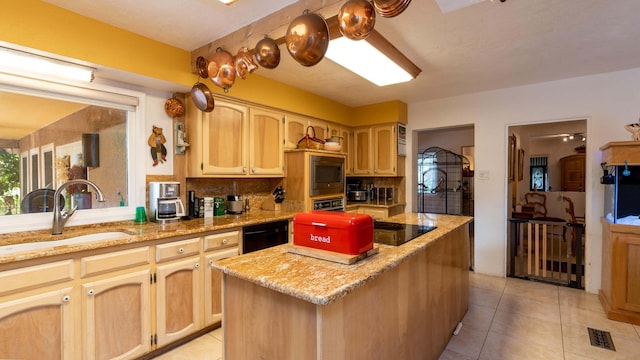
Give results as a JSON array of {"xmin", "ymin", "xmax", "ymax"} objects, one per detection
[{"xmin": 155, "ymin": 272, "xmax": 640, "ymax": 360}]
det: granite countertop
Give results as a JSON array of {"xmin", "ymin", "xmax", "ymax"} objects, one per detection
[
  {"xmin": 345, "ymin": 201, "xmax": 406, "ymax": 209},
  {"xmin": 212, "ymin": 213, "xmax": 473, "ymax": 306},
  {"xmin": 0, "ymin": 210, "xmax": 297, "ymax": 264}
]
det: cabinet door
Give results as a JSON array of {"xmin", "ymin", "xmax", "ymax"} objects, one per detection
[
  {"xmin": 341, "ymin": 128, "xmax": 353, "ymax": 175},
  {"xmin": 612, "ymin": 234, "xmax": 640, "ymax": 313},
  {"xmin": 308, "ymin": 119, "xmax": 328, "ymax": 142},
  {"xmin": 155, "ymin": 257, "xmax": 202, "ymax": 347},
  {"xmin": 204, "ymin": 246, "xmax": 239, "ymax": 326},
  {"xmin": 202, "ymin": 101, "xmax": 248, "ymax": 175},
  {"xmin": 284, "ymin": 115, "xmax": 308, "ymax": 149},
  {"xmin": 0, "ymin": 288, "xmax": 74, "ymax": 360},
  {"xmin": 357, "ymin": 207, "xmax": 389, "ymax": 219},
  {"xmin": 373, "ymin": 124, "xmax": 397, "ymax": 176},
  {"xmin": 82, "ymin": 270, "xmax": 151, "ymax": 360},
  {"xmin": 249, "ymin": 108, "xmax": 284, "ymax": 175},
  {"xmin": 353, "ymin": 128, "xmax": 372, "ymax": 175}
]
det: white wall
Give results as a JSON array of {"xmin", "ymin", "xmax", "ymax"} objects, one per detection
[{"xmin": 406, "ymin": 67, "xmax": 640, "ymax": 293}]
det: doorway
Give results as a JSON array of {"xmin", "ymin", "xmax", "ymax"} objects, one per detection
[{"xmin": 507, "ymin": 119, "xmax": 586, "ymax": 288}]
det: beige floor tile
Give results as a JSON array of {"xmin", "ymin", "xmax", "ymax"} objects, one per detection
[
  {"xmin": 444, "ymin": 325, "xmax": 487, "ymax": 359},
  {"xmin": 438, "ymin": 348, "xmax": 477, "ymax": 360},
  {"xmin": 154, "ymin": 332, "xmax": 223, "ymax": 360},
  {"xmin": 461, "ymin": 303, "xmax": 496, "ymax": 333},
  {"xmin": 210, "ymin": 327, "xmax": 223, "ymax": 342},
  {"xmin": 489, "ymin": 308, "xmax": 563, "ymax": 351},
  {"xmin": 503, "ymin": 278, "xmax": 559, "ymax": 304},
  {"xmin": 470, "ymin": 272, "xmax": 507, "ymax": 293},
  {"xmin": 560, "ymin": 305, "xmax": 638, "ymax": 340},
  {"xmin": 562, "ymin": 323, "xmax": 640, "ymax": 360},
  {"xmin": 559, "ymin": 286, "xmax": 604, "ymax": 313},
  {"xmin": 479, "ymin": 331, "xmax": 564, "ymax": 360},
  {"xmin": 469, "ymin": 285, "xmax": 502, "ymax": 309},
  {"xmin": 497, "ymin": 293, "xmax": 561, "ymax": 324}
]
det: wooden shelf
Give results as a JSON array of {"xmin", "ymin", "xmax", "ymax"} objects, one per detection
[{"xmin": 600, "ymin": 141, "xmax": 640, "ymax": 165}]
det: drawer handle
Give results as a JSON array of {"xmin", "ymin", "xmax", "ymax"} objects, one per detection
[
  {"xmin": 222, "ymin": 238, "xmax": 228, "ymax": 244},
  {"xmin": 194, "ymin": 263, "xmax": 200, "ymax": 269},
  {"xmin": 62, "ymin": 295, "xmax": 70, "ymax": 302},
  {"xmin": 311, "ymin": 222, "xmax": 327, "ymax": 227},
  {"xmin": 87, "ymin": 289, "xmax": 95, "ymax": 296},
  {"xmin": 178, "ymin": 247, "xmax": 185, "ymax": 254},
  {"xmin": 209, "ymin": 259, "xmax": 214, "ymax": 267}
]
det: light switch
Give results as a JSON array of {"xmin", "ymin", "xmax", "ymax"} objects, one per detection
[{"xmin": 478, "ymin": 170, "xmax": 490, "ymax": 180}]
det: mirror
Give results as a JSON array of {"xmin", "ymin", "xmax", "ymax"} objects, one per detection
[{"xmin": 0, "ymin": 91, "xmax": 128, "ymax": 216}]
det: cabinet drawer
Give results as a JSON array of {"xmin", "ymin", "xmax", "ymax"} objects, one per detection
[
  {"xmin": 156, "ymin": 238, "xmax": 201, "ymax": 263},
  {"xmin": 0, "ymin": 260, "xmax": 74, "ymax": 296},
  {"xmin": 203, "ymin": 231, "xmax": 240, "ymax": 251},
  {"xmin": 81, "ymin": 246, "xmax": 151, "ymax": 278}
]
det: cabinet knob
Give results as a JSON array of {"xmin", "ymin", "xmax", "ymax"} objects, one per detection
[
  {"xmin": 242, "ymin": 167, "xmax": 247, "ymax": 173},
  {"xmin": 87, "ymin": 289, "xmax": 95, "ymax": 296},
  {"xmin": 222, "ymin": 238, "xmax": 228, "ymax": 244},
  {"xmin": 62, "ymin": 295, "xmax": 71, "ymax": 302},
  {"xmin": 178, "ymin": 247, "xmax": 185, "ymax": 254},
  {"xmin": 209, "ymin": 259, "xmax": 214, "ymax": 267},
  {"xmin": 194, "ymin": 263, "xmax": 200, "ymax": 269}
]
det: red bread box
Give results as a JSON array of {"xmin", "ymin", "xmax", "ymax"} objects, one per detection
[{"xmin": 293, "ymin": 211, "xmax": 374, "ymax": 255}]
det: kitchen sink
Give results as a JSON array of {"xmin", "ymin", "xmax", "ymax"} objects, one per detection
[{"xmin": 0, "ymin": 231, "xmax": 133, "ymax": 255}]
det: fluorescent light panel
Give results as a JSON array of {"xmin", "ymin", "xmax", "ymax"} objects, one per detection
[
  {"xmin": 0, "ymin": 46, "xmax": 94, "ymax": 83},
  {"xmin": 325, "ymin": 31, "xmax": 421, "ymax": 87},
  {"xmin": 219, "ymin": 0, "xmax": 238, "ymax": 4}
]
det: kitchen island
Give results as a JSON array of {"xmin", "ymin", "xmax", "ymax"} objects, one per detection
[{"xmin": 213, "ymin": 213, "xmax": 472, "ymax": 360}]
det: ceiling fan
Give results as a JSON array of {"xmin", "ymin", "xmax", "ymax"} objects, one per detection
[{"xmin": 434, "ymin": 0, "xmax": 505, "ymax": 14}]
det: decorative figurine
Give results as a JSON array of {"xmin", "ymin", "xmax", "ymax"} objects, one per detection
[
  {"xmin": 624, "ymin": 119, "xmax": 640, "ymax": 141},
  {"xmin": 148, "ymin": 125, "xmax": 167, "ymax": 166}
]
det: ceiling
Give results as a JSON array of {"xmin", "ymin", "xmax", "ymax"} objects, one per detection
[{"xmin": 29, "ymin": 0, "xmax": 640, "ymax": 108}]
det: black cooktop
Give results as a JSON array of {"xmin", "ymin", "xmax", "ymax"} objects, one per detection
[{"xmin": 373, "ymin": 221, "xmax": 437, "ymax": 246}]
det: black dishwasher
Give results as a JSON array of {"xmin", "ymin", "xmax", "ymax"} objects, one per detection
[{"xmin": 242, "ymin": 220, "xmax": 289, "ymax": 254}]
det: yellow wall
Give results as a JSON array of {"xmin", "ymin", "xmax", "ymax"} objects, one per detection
[{"xmin": 2, "ymin": 0, "xmax": 404, "ymax": 126}]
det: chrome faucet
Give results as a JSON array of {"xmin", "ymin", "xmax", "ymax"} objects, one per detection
[{"xmin": 52, "ymin": 179, "xmax": 106, "ymax": 235}]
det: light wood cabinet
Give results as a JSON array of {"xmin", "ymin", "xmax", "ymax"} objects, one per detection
[
  {"xmin": 0, "ymin": 260, "xmax": 75, "ymax": 360},
  {"xmin": 284, "ymin": 115, "xmax": 328, "ymax": 150},
  {"xmin": 353, "ymin": 124, "xmax": 400, "ymax": 176},
  {"xmin": 560, "ymin": 154, "xmax": 585, "ymax": 191},
  {"xmin": 82, "ymin": 270, "xmax": 151, "ymax": 359},
  {"xmin": 328, "ymin": 126, "xmax": 353, "ymax": 174},
  {"xmin": 155, "ymin": 237, "xmax": 203, "ymax": 347},
  {"xmin": 187, "ymin": 100, "xmax": 283, "ymax": 177},
  {"xmin": 356, "ymin": 205, "xmax": 405, "ymax": 220},
  {"xmin": 203, "ymin": 231, "xmax": 240, "ymax": 326},
  {"xmin": 0, "ymin": 287, "xmax": 75, "ymax": 360}
]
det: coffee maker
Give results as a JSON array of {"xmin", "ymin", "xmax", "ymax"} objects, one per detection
[{"xmin": 149, "ymin": 181, "xmax": 185, "ymax": 223}]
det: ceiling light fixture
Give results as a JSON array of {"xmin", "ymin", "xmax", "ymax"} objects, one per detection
[
  {"xmin": 218, "ymin": 0, "xmax": 238, "ymax": 5},
  {"xmin": 0, "ymin": 46, "xmax": 94, "ymax": 83},
  {"xmin": 325, "ymin": 30, "xmax": 421, "ymax": 87}
]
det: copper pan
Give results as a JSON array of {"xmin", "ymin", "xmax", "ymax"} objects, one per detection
[
  {"xmin": 339, "ymin": 0, "xmax": 376, "ymax": 40},
  {"xmin": 190, "ymin": 81, "xmax": 215, "ymax": 112},
  {"xmin": 285, "ymin": 10, "xmax": 330, "ymax": 67}
]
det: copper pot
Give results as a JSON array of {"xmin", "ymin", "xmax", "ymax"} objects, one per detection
[
  {"xmin": 234, "ymin": 47, "xmax": 258, "ymax": 79},
  {"xmin": 338, "ymin": 0, "xmax": 376, "ymax": 40},
  {"xmin": 285, "ymin": 11, "xmax": 329, "ymax": 67},
  {"xmin": 208, "ymin": 48, "xmax": 236, "ymax": 91},
  {"xmin": 254, "ymin": 36, "xmax": 281, "ymax": 69},
  {"xmin": 190, "ymin": 82, "xmax": 215, "ymax": 112}
]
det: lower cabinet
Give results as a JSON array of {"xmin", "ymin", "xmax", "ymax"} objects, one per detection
[
  {"xmin": 0, "ymin": 228, "xmax": 241, "ymax": 359},
  {"xmin": 155, "ymin": 256, "xmax": 202, "ymax": 347},
  {"xmin": 0, "ymin": 287, "xmax": 74, "ymax": 359},
  {"xmin": 82, "ymin": 270, "xmax": 151, "ymax": 359}
]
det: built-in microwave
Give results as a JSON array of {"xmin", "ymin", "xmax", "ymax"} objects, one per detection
[{"xmin": 309, "ymin": 155, "xmax": 345, "ymax": 196}]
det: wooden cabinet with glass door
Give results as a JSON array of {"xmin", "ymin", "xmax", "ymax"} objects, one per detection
[{"xmin": 0, "ymin": 260, "xmax": 75, "ymax": 360}]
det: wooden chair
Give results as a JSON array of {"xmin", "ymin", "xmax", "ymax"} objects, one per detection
[
  {"xmin": 562, "ymin": 196, "xmax": 578, "ymax": 254},
  {"xmin": 524, "ymin": 192, "xmax": 547, "ymax": 218}
]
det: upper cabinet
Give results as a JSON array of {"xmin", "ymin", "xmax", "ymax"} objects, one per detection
[
  {"xmin": 353, "ymin": 124, "xmax": 400, "ymax": 176},
  {"xmin": 186, "ymin": 100, "xmax": 283, "ymax": 177},
  {"xmin": 283, "ymin": 115, "xmax": 328, "ymax": 150}
]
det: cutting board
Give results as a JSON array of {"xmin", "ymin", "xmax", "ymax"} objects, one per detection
[{"xmin": 286, "ymin": 244, "xmax": 379, "ymax": 265}]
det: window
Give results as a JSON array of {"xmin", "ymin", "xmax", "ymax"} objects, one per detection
[{"xmin": 530, "ymin": 156, "xmax": 548, "ymax": 191}]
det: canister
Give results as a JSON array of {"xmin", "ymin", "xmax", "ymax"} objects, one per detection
[
  {"xmin": 214, "ymin": 197, "xmax": 225, "ymax": 216},
  {"xmin": 203, "ymin": 197, "xmax": 213, "ymax": 218}
]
